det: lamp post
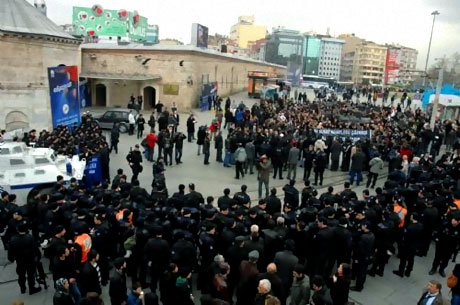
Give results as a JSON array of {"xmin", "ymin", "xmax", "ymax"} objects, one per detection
[{"xmin": 423, "ymin": 10, "xmax": 440, "ymax": 87}]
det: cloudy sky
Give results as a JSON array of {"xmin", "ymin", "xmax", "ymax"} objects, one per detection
[{"xmin": 30, "ymin": 0, "xmax": 460, "ymax": 69}]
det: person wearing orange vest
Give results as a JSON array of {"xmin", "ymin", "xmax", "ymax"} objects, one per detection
[
  {"xmin": 74, "ymin": 233, "xmax": 92, "ymax": 265},
  {"xmin": 393, "ymin": 197, "xmax": 408, "ymax": 259},
  {"xmin": 116, "ymin": 209, "xmax": 133, "ymax": 226},
  {"xmin": 393, "ymin": 199, "xmax": 408, "ymax": 229}
]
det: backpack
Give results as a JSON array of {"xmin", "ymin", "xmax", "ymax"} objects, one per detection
[
  {"xmin": 447, "ymin": 272, "xmax": 458, "ymax": 289},
  {"xmin": 237, "ymin": 148, "xmax": 247, "ymax": 162}
]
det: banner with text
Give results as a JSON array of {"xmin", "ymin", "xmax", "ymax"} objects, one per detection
[
  {"xmin": 314, "ymin": 129, "xmax": 372, "ymax": 142},
  {"xmin": 48, "ymin": 66, "xmax": 81, "ymax": 128}
]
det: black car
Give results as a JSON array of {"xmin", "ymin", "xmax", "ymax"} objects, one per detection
[{"xmin": 93, "ymin": 108, "xmax": 138, "ymax": 133}]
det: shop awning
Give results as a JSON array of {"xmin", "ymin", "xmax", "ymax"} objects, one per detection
[{"xmin": 80, "ymin": 72, "xmax": 161, "ymax": 81}]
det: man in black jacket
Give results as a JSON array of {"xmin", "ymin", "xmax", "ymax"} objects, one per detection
[
  {"xmin": 186, "ymin": 114, "xmax": 196, "ymax": 142},
  {"xmin": 109, "ymin": 257, "xmax": 127, "ymax": 305},
  {"xmin": 80, "ymin": 250, "xmax": 102, "ymax": 296},
  {"xmin": 126, "ymin": 144, "xmax": 143, "ymax": 183},
  {"xmin": 8, "ymin": 222, "xmax": 42, "ymax": 295},
  {"xmin": 144, "ymin": 226, "xmax": 170, "ymax": 292},
  {"xmin": 351, "ymin": 221, "xmax": 375, "ymax": 292},
  {"xmin": 350, "ymin": 147, "xmax": 366, "ymax": 186},
  {"xmin": 109, "ymin": 123, "xmax": 120, "ymax": 154},
  {"xmin": 174, "ymin": 132, "xmax": 186, "ymax": 164},
  {"xmin": 393, "ymin": 213, "xmax": 424, "ymax": 278}
]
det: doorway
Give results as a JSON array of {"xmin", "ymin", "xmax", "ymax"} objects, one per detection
[
  {"xmin": 143, "ymin": 86, "xmax": 156, "ymax": 111},
  {"xmin": 95, "ymin": 84, "xmax": 107, "ymax": 106}
]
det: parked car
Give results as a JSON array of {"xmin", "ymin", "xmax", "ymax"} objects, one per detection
[{"xmin": 93, "ymin": 108, "xmax": 138, "ymax": 133}]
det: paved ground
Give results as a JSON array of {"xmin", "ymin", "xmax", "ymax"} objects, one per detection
[{"xmin": 0, "ymin": 91, "xmax": 453, "ymax": 305}]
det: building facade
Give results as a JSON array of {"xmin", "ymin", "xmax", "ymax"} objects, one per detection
[
  {"xmin": 0, "ymin": 0, "xmax": 81, "ymax": 131},
  {"xmin": 340, "ymin": 34, "xmax": 387, "ymax": 85},
  {"xmin": 264, "ymin": 29, "xmax": 303, "ymax": 67},
  {"xmin": 146, "ymin": 25, "xmax": 159, "ymax": 44},
  {"xmin": 81, "ymin": 44, "xmax": 285, "ymax": 111},
  {"xmin": 318, "ymin": 37, "xmax": 344, "ymax": 80},
  {"xmin": 384, "ymin": 44, "xmax": 418, "ymax": 86},
  {"xmin": 229, "ymin": 16, "xmax": 267, "ymax": 49},
  {"xmin": 303, "ymin": 35, "xmax": 321, "ymax": 75}
]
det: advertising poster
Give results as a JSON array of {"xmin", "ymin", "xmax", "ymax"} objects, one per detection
[
  {"xmin": 287, "ymin": 56, "xmax": 303, "ymax": 86},
  {"xmin": 48, "ymin": 66, "xmax": 81, "ymax": 128},
  {"xmin": 200, "ymin": 82, "xmax": 218, "ymax": 111},
  {"xmin": 191, "ymin": 23, "xmax": 209, "ymax": 48},
  {"xmin": 79, "ymin": 80, "xmax": 92, "ymax": 108},
  {"xmin": 73, "ymin": 6, "xmax": 147, "ymax": 41},
  {"xmin": 384, "ymin": 48, "xmax": 401, "ymax": 85}
]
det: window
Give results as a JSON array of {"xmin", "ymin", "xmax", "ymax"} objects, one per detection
[
  {"xmin": 35, "ymin": 169, "xmax": 45, "ymax": 175},
  {"xmin": 0, "ymin": 148, "xmax": 10, "ymax": 155},
  {"xmin": 103, "ymin": 111, "xmax": 115, "ymax": 119},
  {"xmin": 10, "ymin": 159, "xmax": 25, "ymax": 166},
  {"xmin": 14, "ymin": 173, "xmax": 25, "ymax": 178},
  {"xmin": 13, "ymin": 146, "xmax": 23, "ymax": 153},
  {"xmin": 35, "ymin": 158, "xmax": 50, "ymax": 165}
]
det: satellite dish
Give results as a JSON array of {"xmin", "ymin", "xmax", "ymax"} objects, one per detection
[{"xmin": 118, "ymin": 9, "xmax": 128, "ymax": 21}]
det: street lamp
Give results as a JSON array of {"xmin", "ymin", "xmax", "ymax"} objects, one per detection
[{"xmin": 423, "ymin": 10, "xmax": 440, "ymax": 87}]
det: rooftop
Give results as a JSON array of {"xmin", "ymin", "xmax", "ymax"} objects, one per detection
[
  {"xmin": 0, "ymin": 0, "xmax": 78, "ymax": 41},
  {"xmin": 81, "ymin": 43, "xmax": 286, "ymax": 68}
]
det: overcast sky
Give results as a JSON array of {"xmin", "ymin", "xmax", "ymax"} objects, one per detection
[{"xmin": 30, "ymin": 0, "xmax": 460, "ymax": 69}]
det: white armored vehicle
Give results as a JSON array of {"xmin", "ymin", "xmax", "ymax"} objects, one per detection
[{"xmin": 0, "ymin": 142, "xmax": 86, "ymax": 204}]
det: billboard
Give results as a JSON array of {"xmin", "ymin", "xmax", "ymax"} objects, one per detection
[
  {"xmin": 287, "ymin": 55, "xmax": 303, "ymax": 86},
  {"xmin": 385, "ymin": 48, "xmax": 401, "ymax": 85},
  {"xmin": 73, "ymin": 6, "xmax": 148, "ymax": 41},
  {"xmin": 191, "ymin": 23, "xmax": 208, "ymax": 48},
  {"xmin": 48, "ymin": 66, "xmax": 81, "ymax": 129}
]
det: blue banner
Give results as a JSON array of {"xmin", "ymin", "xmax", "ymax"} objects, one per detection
[
  {"xmin": 83, "ymin": 156, "xmax": 102, "ymax": 188},
  {"xmin": 48, "ymin": 65, "xmax": 81, "ymax": 128},
  {"xmin": 79, "ymin": 80, "xmax": 92, "ymax": 108}
]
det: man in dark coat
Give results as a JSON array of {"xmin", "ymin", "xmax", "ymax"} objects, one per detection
[
  {"xmin": 274, "ymin": 240, "xmax": 299, "ymax": 305},
  {"xmin": 144, "ymin": 226, "xmax": 170, "ymax": 292},
  {"xmin": 257, "ymin": 263, "xmax": 283, "ymax": 303},
  {"xmin": 80, "ymin": 250, "xmax": 102, "ymax": 296},
  {"xmin": 109, "ymin": 124, "xmax": 120, "ymax": 154},
  {"xmin": 351, "ymin": 221, "xmax": 375, "ymax": 291},
  {"xmin": 126, "ymin": 144, "xmax": 143, "ymax": 183},
  {"xmin": 349, "ymin": 147, "xmax": 366, "ymax": 186},
  {"xmin": 186, "ymin": 114, "xmax": 196, "ymax": 142},
  {"xmin": 109, "ymin": 257, "xmax": 127, "ymax": 305},
  {"xmin": 8, "ymin": 222, "xmax": 42, "ymax": 295},
  {"xmin": 237, "ymin": 250, "xmax": 260, "ymax": 305},
  {"xmin": 330, "ymin": 139, "xmax": 342, "ymax": 171}
]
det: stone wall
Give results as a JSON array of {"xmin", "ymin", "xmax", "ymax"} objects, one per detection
[
  {"xmin": 82, "ymin": 47, "xmax": 285, "ymax": 111},
  {"xmin": 0, "ymin": 35, "xmax": 80, "ymax": 131}
]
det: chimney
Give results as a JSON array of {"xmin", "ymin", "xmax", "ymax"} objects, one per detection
[{"xmin": 34, "ymin": 0, "xmax": 47, "ymax": 16}]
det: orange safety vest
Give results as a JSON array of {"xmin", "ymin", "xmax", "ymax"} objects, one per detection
[
  {"xmin": 394, "ymin": 205, "xmax": 407, "ymax": 228},
  {"xmin": 454, "ymin": 199, "xmax": 460, "ymax": 209},
  {"xmin": 75, "ymin": 233, "xmax": 92, "ymax": 263},
  {"xmin": 116, "ymin": 209, "xmax": 133, "ymax": 225}
]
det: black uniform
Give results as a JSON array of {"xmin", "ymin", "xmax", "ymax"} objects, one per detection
[{"xmin": 8, "ymin": 232, "xmax": 41, "ymax": 293}]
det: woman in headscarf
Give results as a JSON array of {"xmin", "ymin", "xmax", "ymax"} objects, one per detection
[{"xmin": 53, "ymin": 278, "xmax": 74, "ymax": 305}]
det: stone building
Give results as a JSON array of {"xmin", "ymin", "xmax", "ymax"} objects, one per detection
[
  {"xmin": 81, "ymin": 43, "xmax": 285, "ymax": 111},
  {"xmin": 0, "ymin": 0, "xmax": 81, "ymax": 131}
]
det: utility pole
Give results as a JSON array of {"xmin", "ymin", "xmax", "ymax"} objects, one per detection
[
  {"xmin": 429, "ymin": 67, "xmax": 443, "ymax": 130},
  {"xmin": 423, "ymin": 11, "xmax": 440, "ymax": 87}
]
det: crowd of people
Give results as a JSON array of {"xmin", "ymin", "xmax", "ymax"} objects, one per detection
[{"xmin": 1, "ymin": 89, "xmax": 460, "ymax": 305}]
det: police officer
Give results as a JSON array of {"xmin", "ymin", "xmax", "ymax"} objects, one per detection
[
  {"xmin": 429, "ymin": 211, "xmax": 460, "ymax": 277},
  {"xmin": 283, "ymin": 180, "xmax": 300, "ymax": 209},
  {"xmin": 393, "ymin": 213, "xmax": 424, "ymax": 278},
  {"xmin": 351, "ymin": 220, "xmax": 375, "ymax": 292},
  {"xmin": 8, "ymin": 222, "xmax": 42, "ymax": 295}
]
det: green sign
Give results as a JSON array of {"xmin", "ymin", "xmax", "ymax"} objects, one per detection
[{"xmin": 72, "ymin": 6, "xmax": 147, "ymax": 41}]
